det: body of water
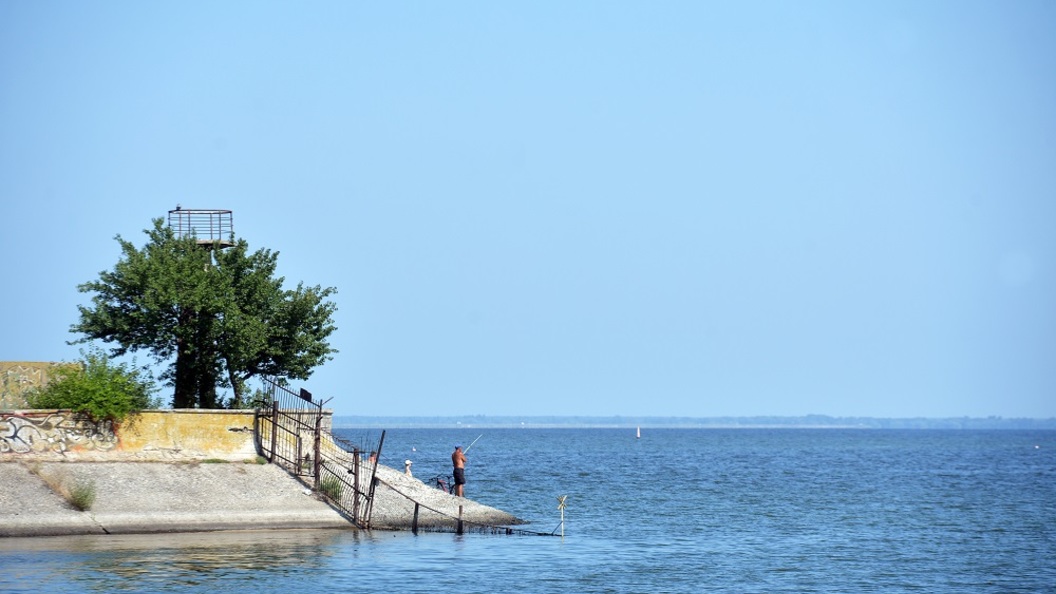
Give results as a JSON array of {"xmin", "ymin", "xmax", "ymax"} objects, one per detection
[{"xmin": 2, "ymin": 428, "xmax": 1053, "ymax": 593}]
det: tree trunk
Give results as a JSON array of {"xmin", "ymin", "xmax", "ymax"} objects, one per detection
[
  {"xmin": 173, "ymin": 337, "xmax": 196, "ymax": 408},
  {"xmin": 227, "ymin": 367, "xmax": 244, "ymax": 409},
  {"xmin": 194, "ymin": 313, "xmax": 220, "ymax": 408}
]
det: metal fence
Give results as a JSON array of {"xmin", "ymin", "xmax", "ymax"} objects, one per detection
[
  {"xmin": 255, "ymin": 377, "xmax": 384, "ymax": 528},
  {"xmin": 167, "ymin": 208, "xmax": 235, "ymax": 247}
]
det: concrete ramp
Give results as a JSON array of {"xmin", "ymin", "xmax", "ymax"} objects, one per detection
[{"xmin": 0, "ymin": 461, "xmax": 350, "ymax": 537}]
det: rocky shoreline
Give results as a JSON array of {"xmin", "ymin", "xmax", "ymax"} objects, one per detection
[{"xmin": 0, "ymin": 457, "xmax": 525, "ymax": 538}]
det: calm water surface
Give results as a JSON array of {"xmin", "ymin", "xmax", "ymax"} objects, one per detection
[{"xmin": 1, "ymin": 429, "xmax": 1053, "ymax": 593}]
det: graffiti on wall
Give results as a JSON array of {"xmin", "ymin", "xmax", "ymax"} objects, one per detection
[
  {"xmin": 0, "ymin": 412, "xmax": 117, "ymax": 454},
  {"xmin": 1, "ymin": 362, "xmax": 78, "ymax": 409}
]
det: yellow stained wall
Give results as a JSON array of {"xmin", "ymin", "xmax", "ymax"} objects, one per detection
[
  {"xmin": 0, "ymin": 362, "xmax": 79, "ymax": 409},
  {"xmin": 118, "ymin": 410, "xmax": 259, "ymax": 457},
  {"xmin": 2, "ymin": 409, "xmax": 333, "ymax": 459}
]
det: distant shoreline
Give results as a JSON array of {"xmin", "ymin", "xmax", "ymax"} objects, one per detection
[{"xmin": 332, "ymin": 415, "xmax": 1056, "ymax": 430}]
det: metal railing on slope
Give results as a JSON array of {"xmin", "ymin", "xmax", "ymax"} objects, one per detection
[{"xmin": 254, "ymin": 377, "xmax": 384, "ymax": 528}]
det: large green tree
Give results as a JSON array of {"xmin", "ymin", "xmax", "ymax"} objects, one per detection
[{"xmin": 71, "ymin": 219, "xmax": 338, "ymax": 408}]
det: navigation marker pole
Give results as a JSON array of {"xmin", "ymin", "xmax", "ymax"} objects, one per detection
[{"xmin": 557, "ymin": 495, "xmax": 568, "ymax": 538}]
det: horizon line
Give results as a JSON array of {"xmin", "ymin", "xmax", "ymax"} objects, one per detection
[
  {"xmin": 329, "ymin": 414, "xmax": 1056, "ymax": 430},
  {"xmin": 332, "ymin": 413, "xmax": 1055, "ymax": 420}
]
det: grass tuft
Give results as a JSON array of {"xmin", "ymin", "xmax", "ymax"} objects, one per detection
[
  {"xmin": 319, "ymin": 475, "xmax": 343, "ymax": 501},
  {"xmin": 67, "ymin": 481, "xmax": 97, "ymax": 511},
  {"xmin": 23, "ymin": 463, "xmax": 97, "ymax": 511}
]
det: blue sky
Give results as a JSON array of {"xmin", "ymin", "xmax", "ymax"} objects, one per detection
[{"xmin": 2, "ymin": 2, "xmax": 1053, "ymax": 418}]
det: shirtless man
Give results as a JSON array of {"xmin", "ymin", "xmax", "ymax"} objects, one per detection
[{"xmin": 452, "ymin": 444, "xmax": 467, "ymax": 497}]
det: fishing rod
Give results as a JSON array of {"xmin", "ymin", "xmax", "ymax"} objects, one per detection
[{"xmin": 463, "ymin": 433, "xmax": 484, "ymax": 453}]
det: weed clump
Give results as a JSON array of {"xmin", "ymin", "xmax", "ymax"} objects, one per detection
[
  {"xmin": 320, "ymin": 475, "xmax": 343, "ymax": 501},
  {"xmin": 67, "ymin": 481, "xmax": 97, "ymax": 511},
  {"xmin": 24, "ymin": 464, "xmax": 97, "ymax": 511}
]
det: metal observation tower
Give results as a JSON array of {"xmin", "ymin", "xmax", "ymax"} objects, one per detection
[{"xmin": 167, "ymin": 206, "xmax": 234, "ymax": 248}]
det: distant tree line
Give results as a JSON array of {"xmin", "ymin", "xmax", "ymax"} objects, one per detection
[{"xmin": 331, "ymin": 415, "xmax": 1056, "ymax": 430}]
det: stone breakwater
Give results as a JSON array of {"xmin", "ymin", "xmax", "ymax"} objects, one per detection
[{"xmin": 0, "ymin": 458, "xmax": 524, "ymax": 538}]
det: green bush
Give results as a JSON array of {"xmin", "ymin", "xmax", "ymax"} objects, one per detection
[{"xmin": 26, "ymin": 346, "xmax": 159, "ymax": 423}]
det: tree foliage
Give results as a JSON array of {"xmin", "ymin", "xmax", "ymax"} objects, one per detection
[
  {"xmin": 71, "ymin": 219, "xmax": 338, "ymax": 408},
  {"xmin": 26, "ymin": 346, "xmax": 159, "ymax": 422}
]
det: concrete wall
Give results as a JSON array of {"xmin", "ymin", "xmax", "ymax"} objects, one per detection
[
  {"xmin": 118, "ymin": 410, "xmax": 259, "ymax": 458},
  {"xmin": 1, "ymin": 409, "xmax": 334, "ymax": 459},
  {"xmin": 0, "ymin": 361, "xmax": 78, "ymax": 409},
  {"xmin": 0, "ymin": 410, "xmax": 118, "ymax": 455},
  {"xmin": 1, "ymin": 409, "xmax": 258, "ymax": 459}
]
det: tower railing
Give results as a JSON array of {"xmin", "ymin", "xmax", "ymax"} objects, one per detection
[{"xmin": 167, "ymin": 208, "xmax": 234, "ymax": 247}]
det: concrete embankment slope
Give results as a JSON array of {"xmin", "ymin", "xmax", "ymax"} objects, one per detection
[
  {"xmin": 0, "ymin": 410, "xmax": 526, "ymax": 537},
  {"xmin": 366, "ymin": 463, "xmax": 525, "ymax": 531},
  {"xmin": 0, "ymin": 460, "xmax": 526, "ymax": 538},
  {"xmin": 0, "ymin": 461, "xmax": 351, "ymax": 537}
]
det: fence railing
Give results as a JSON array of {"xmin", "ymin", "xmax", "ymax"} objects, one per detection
[
  {"xmin": 252, "ymin": 378, "xmax": 550, "ymax": 535},
  {"xmin": 255, "ymin": 377, "xmax": 384, "ymax": 528},
  {"xmin": 167, "ymin": 208, "xmax": 235, "ymax": 247}
]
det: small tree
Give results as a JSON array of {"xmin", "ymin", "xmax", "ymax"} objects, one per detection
[{"xmin": 26, "ymin": 347, "xmax": 159, "ymax": 423}]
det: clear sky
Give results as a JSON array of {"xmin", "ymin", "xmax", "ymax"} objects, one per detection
[{"xmin": 2, "ymin": 2, "xmax": 1053, "ymax": 419}]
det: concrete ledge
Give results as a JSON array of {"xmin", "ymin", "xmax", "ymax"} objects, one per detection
[
  {"xmin": 1, "ymin": 409, "xmax": 529, "ymax": 537},
  {"xmin": 0, "ymin": 463, "xmax": 104, "ymax": 536},
  {"xmin": 0, "ymin": 459, "xmax": 528, "ymax": 538},
  {"xmin": 0, "ymin": 461, "xmax": 350, "ymax": 538}
]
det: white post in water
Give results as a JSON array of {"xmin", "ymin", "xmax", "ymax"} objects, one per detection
[{"xmin": 557, "ymin": 495, "xmax": 568, "ymax": 538}]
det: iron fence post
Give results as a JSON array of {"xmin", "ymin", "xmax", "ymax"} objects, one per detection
[
  {"xmin": 313, "ymin": 408, "xmax": 322, "ymax": 490},
  {"xmin": 269, "ymin": 400, "xmax": 279, "ymax": 463}
]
